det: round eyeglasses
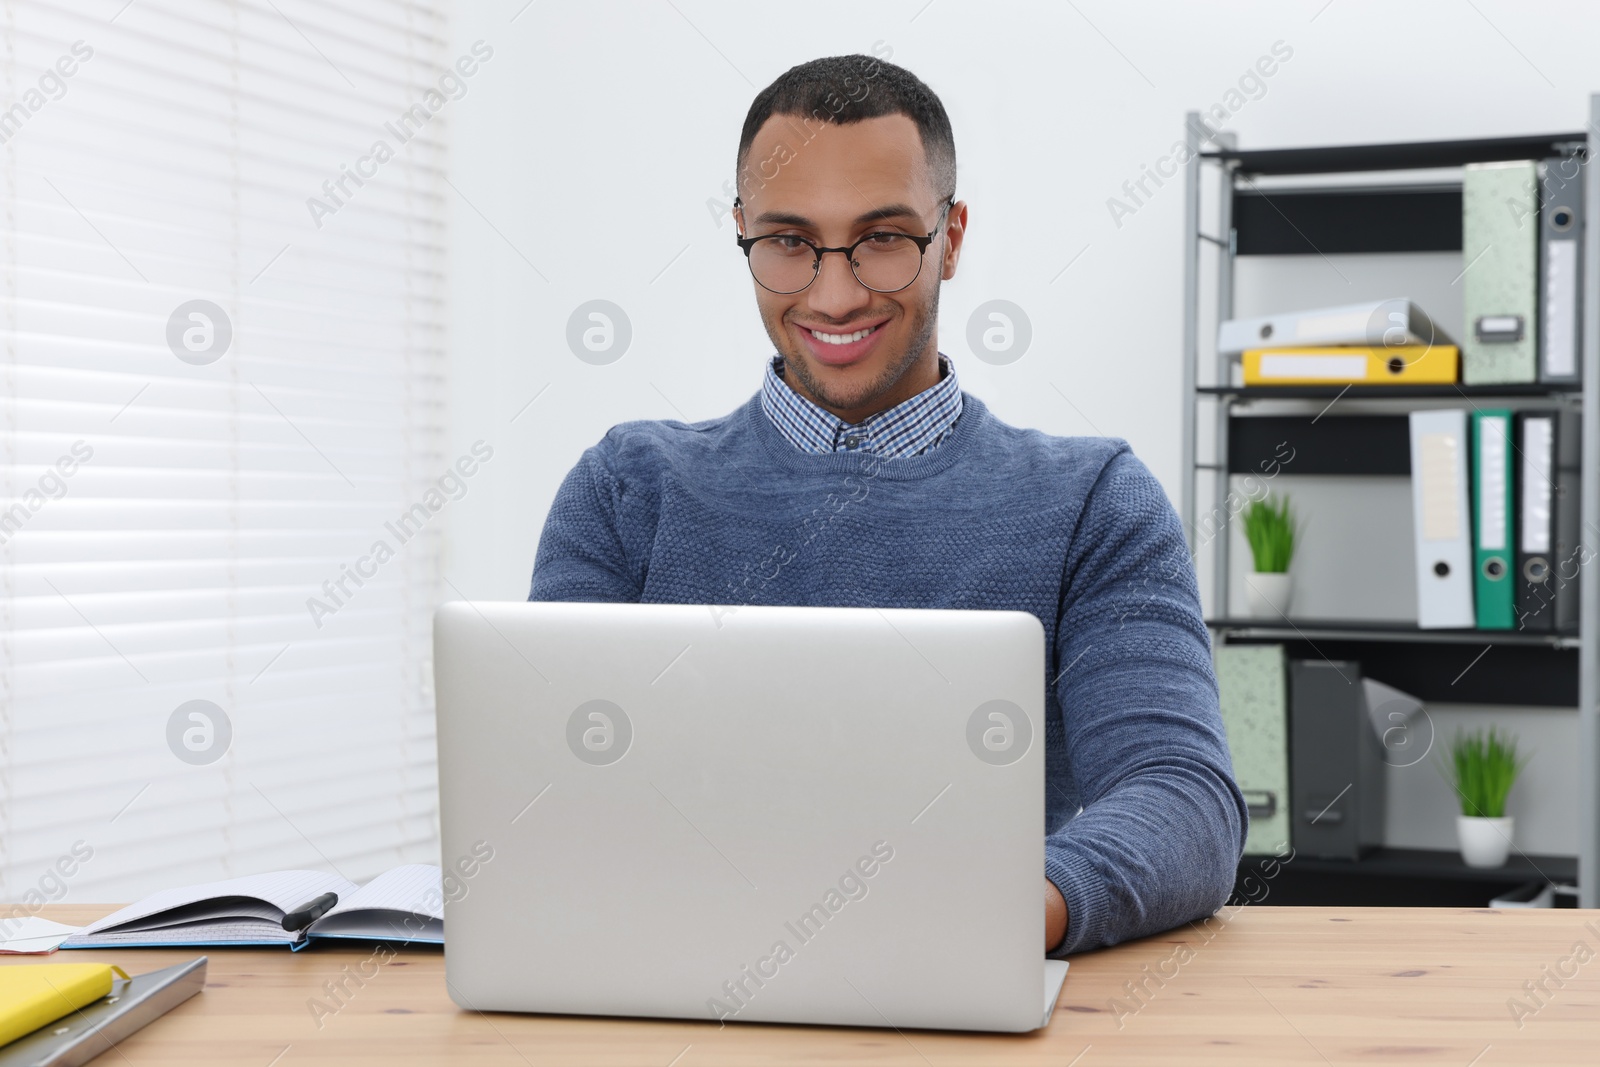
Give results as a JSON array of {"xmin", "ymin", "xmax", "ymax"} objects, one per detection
[{"xmin": 734, "ymin": 198, "xmax": 952, "ymax": 295}]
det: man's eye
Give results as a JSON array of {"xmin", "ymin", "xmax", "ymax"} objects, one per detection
[
  {"xmin": 769, "ymin": 236, "xmax": 811, "ymax": 253},
  {"xmin": 864, "ymin": 232, "xmax": 906, "ymax": 246}
]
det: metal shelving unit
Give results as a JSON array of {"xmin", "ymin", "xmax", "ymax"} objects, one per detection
[
  {"xmin": 1199, "ymin": 384, "xmax": 1584, "ymax": 399},
  {"xmin": 1246, "ymin": 847, "xmax": 1578, "ymax": 908},
  {"xmin": 1180, "ymin": 98, "xmax": 1600, "ymax": 908}
]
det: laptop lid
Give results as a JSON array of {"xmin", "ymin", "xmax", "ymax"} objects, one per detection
[{"xmin": 435, "ymin": 601, "xmax": 1048, "ymax": 1031}]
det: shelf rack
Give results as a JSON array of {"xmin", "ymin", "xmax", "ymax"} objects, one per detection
[
  {"xmin": 1179, "ymin": 99, "xmax": 1600, "ymax": 907},
  {"xmin": 1242, "ymin": 847, "xmax": 1577, "ymax": 908},
  {"xmin": 1198, "ymin": 383, "xmax": 1584, "ymax": 399}
]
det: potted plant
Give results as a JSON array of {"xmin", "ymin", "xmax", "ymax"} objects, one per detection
[
  {"xmin": 1242, "ymin": 493, "xmax": 1296, "ymax": 618},
  {"xmin": 1442, "ymin": 727, "xmax": 1529, "ymax": 868}
]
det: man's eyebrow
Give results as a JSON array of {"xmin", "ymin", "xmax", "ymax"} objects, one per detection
[{"xmin": 751, "ymin": 203, "xmax": 925, "ymax": 229}]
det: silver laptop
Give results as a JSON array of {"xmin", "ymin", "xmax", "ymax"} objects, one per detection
[{"xmin": 434, "ymin": 601, "xmax": 1069, "ymax": 1032}]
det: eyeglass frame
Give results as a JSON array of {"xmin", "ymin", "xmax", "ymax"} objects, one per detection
[{"xmin": 732, "ymin": 195, "xmax": 955, "ymax": 295}]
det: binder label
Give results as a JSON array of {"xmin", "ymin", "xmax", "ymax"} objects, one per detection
[
  {"xmin": 1418, "ymin": 433, "xmax": 1463, "ymax": 541},
  {"xmin": 1544, "ymin": 240, "xmax": 1578, "ymax": 378},
  {"xmin": 1521, "ymin": 418, "xmax": 1554, "ymax": 554},
  {"xmin": 1294, "ymin": 309, "xmax": 1367, "ymax": 339},
  {"xmin": 1259, "ymin": 353, "xmax": 1368, "ymax": 379},
  {"xmin": 1478, "ymin": 417, "xmax": 1509, "ymax": 551}
]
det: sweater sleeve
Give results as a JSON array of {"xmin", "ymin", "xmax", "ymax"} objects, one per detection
[
  {"xmin": 527, "ymin": 441, "xmax": 643, "ymax": 603},
  {"xmin": 1045, "ymin": 446, "xmax": 1247, "ymax": 956}
]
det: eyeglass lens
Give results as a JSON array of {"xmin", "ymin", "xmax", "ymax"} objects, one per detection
[{"xmin": 747, "ymin": 233, "xmax": 926, "ymax": 294}]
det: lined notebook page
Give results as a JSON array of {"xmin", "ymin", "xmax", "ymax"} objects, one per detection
[
  {"xmin": 322, "ymin": 865, "xmax": 443, "ymax": 920},
  {"xmin": 124, "ymin": 899, "xmax": 282, "ymax": 932},
  {"xmin": 67, "ymin": 920, "xmax": 292, "ymax": 945},
  {"xmin": 77, "ymin": 870, "xmax": 357, "ymax": 935}
]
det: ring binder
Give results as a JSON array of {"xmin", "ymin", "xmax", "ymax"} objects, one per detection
[
  {"xmin": 1409, "ymin": 409, "xmax": 1476, "ymax": 628},
  {"xmin": 1472, "ymin": 410, "xmax": 1515, "ymax": 630}
]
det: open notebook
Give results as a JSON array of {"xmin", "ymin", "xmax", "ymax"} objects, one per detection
[{"xmin": 61, "ymin": 864, "xmax": 443, "ymax": 951}]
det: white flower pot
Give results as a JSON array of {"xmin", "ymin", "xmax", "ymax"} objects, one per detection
[
  {"xmin": 1245, "ymin": 571, "xmax": 1293, "ymax": 618},
  {"xmin": 1458, "ymin": 815, "xmax": 1514, "ymax": 868}
]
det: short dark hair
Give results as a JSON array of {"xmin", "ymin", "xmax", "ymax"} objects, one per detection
[{"xmin": 736, "ymin": 54, "xmax": 956, "ymax": 204}]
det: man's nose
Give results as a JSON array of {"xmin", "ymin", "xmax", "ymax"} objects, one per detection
[{"xmin": 806, "ymin": 248, "xmax": 874, "ymax": 319}]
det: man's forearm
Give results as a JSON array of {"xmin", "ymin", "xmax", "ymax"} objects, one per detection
[{"xmin": 1045, "ymin": 878, "xmax": 1067, "ymax": 951}]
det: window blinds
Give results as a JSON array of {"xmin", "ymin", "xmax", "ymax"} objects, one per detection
[{"xmin": 0, "ymin": 0, "xmax": 449, "ymax": 905}]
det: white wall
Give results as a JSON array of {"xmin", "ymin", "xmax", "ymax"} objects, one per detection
[
  {"xmin": 445, "ymin": 0, "xmax": 1600, "ymax": 599},
  {"xmin": 445, "ymin": 0, "xmax": 1598, "ymax": 857}
]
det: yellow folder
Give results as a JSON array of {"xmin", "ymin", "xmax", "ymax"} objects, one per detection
[
  {"xmin": 0, "ymin": 963, "xmax": 126, "ymax": 1047},
  {"xmin": 1243, "ymin": 345, "xmax": 1459, "ymax": 385}
]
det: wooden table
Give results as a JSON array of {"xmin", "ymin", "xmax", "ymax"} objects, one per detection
[{"xmin": 6, "ymin": 905, "xmax": 1599, "ymax": 1065}]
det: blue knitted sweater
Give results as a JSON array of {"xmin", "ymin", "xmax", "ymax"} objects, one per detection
[{"xmin": 528, "ymin": 391, "xmax": 1247, "ymax": 955}]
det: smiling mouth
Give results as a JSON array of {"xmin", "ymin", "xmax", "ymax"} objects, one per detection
[
  {"xmin": 804, "ymin": 322, "xmax": 884, "ymax": 345},
  {"xmin": 793, "ymin": 318, "xmax": 890, "ymax": 366}
]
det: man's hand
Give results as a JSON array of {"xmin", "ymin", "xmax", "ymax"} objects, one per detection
[{"xmin": 1045, "ymin": 878, "xmax": 1068, "ymax": 952}]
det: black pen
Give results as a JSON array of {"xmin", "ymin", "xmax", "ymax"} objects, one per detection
[{"xmin": 281, "ymin": 891, "xmax": 339, "ymax": 932}]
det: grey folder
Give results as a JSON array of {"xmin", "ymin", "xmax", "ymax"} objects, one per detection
[
  {"xmin": 1462, "ymin": 160, "xmax": 1539, "ymax": 384},
  {"xmin": 1539, "ymin": 157, "xmax": 1583, "ymax": 384},
  {"xmin": 0, "ymin": 958, "xmax": 205, "ymax": 1067},
  {"xmin": 1288, "ymin": 660, "xmax": 1386, "ymax": 861},
  {"xmin": 1217, "ymin": 297, "xmax": 1453, "ymax": 355},
  {"xmin": 1215, "ymin": 644, "xmax": 1290, "ymax": 855}
]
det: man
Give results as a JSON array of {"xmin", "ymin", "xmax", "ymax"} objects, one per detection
[{"xmin": 529, "ymin": 54, "xmax": 1246, "ymax": 956}]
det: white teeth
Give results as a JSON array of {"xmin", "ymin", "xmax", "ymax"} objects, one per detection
[{"xmin": 809, "ymin": 325, "xmax": 876, "ymax": 345}]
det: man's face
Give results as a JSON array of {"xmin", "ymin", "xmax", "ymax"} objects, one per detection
[{"xmin": 735, "ymin": 113, "xmax": 965, "ymax": 424}]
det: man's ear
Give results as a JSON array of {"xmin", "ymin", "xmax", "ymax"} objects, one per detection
[
  {"xmin": 732, "ymin": 195, "xmax": 746, "ymax": 236},
  {"xmin": 940, "ymin": 199, "xmax": 968, "ymax": 280}
]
